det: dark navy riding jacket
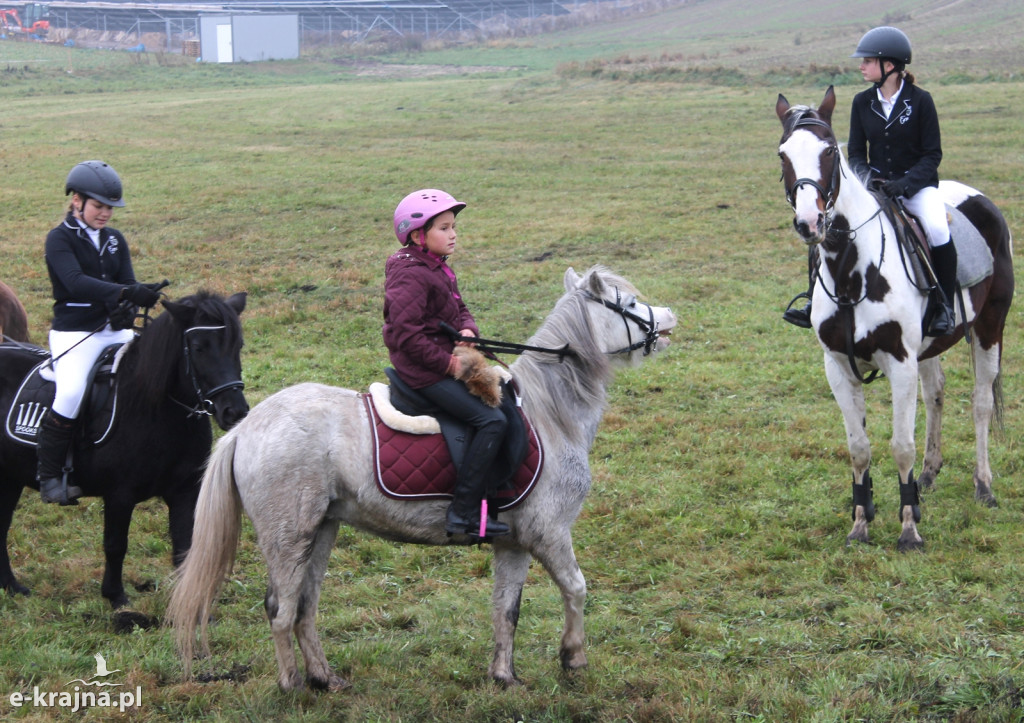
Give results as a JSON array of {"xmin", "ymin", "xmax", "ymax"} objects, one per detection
[
  {"xmin": 847, "ymin": 82, "xmax": 942, "ymax": 197},
  {"xmin": 45, "ymin": 213, "xmax": 138, "ymax": 331}
]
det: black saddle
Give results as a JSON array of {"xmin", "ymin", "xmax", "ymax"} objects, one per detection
[
  {"xmin": 5, "ymin": 342, "xmax": 126, "ymax": 447},
  {"xmin": 383, "ymin": 367, "xmax": 529, "ymax": 493}
]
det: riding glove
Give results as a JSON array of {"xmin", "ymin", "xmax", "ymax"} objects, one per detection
[
  {"xmin": 880, "ymin": 179, "xmax": 908, "ymax": 199},
  {"xmin": 121, "ymin": 283, "xmax": 161, "ymax": 307}
]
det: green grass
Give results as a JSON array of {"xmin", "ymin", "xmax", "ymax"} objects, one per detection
[{"xmin": 2, "ymin": 0, "xmax": 1024, "ymax": 720}]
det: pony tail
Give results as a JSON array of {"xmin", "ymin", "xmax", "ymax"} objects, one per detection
[
  {"xmin": 903, "ymin": 70, "xmax": 916, "ymax": 85},
  {"xmin": 166, "ymin": 427, "xmax": 243, "ymax": 679}
]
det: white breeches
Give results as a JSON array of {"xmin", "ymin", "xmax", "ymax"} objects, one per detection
[
  {"xmin": 48, "ymin": 327, "xmax": 135, "ymax": 419},
  {"xmin": 901, "ymin": 185, "xmax": 951, "ymax": 248}
]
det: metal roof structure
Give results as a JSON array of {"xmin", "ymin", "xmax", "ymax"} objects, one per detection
[{"xmin": 3, "ymin": 0, "xmax": 571, "ymax": 40}]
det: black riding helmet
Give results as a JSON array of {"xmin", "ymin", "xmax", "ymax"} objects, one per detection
[
  {"xmin": 65, "ymin": 160, "xmax": 126, "ymax": 208},
  {"xmin": 852, "ymin": 26, "xmax": 911, "ymax": 88}
]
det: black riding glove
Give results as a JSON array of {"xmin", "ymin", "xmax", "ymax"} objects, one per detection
[
  {"xmin": 121, "ymin": 283, "xmax": 161, "ymax": 307},
  {"xmin": 880, "ymin": 179, "xmax": 908, "ymax": 199},
  {"xmin": 108, "ymin": 300, "xmax": 137, "ymax": 330}
]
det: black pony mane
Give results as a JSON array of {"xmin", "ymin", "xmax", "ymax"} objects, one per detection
[{"xmin": 128, "ymin": 290, "xmax": 242, "ymax": 409}]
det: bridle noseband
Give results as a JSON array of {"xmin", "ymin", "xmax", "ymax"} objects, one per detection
[
  {"xmin": 781, "ymin": 115, "xmax": 843, "ymax": 214},
  {"xmin": 585, "ymin": 288, "xmax": 662, "ymax": 356},
  {"xmin": 176, "ymin": 324, "xmax": 245, "ymax": 418}
]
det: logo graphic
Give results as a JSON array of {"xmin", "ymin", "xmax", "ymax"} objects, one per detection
[
  {"xmin": 8, "ymin": 652, "xmax": 142, "ymax": 714},
  {"xmin": 66, "ymin": 654, "xmax": 123, "ymax": 688},
  {"xmin": 14, "ymin": 402, "xmax": 47, "ymax": 438}
]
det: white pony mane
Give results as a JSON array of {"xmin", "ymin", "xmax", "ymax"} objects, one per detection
[{"xmin": 510, "ymin": 266, "xmax": 621, "ymax": 447}]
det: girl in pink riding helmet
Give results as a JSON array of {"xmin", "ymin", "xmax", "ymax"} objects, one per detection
[{"xmin": 382, "ymin": 189, "xmax": 510, "ymax": 538}]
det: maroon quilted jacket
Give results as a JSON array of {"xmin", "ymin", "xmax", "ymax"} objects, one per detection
[{"xmin": 382, "ymin": 245, "xmax": 479, "ymax": 389}]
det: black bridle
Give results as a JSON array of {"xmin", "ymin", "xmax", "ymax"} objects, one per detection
[
  {"xmin": 440, "ymin": 286, "xmax": 663, "ymax": 361},
  {"xmin": 781, "ymin": 116, "xmax": 843, "ymax": 215},
  {"xmin": 584, "ymin": 288, "xmax": 662, "ymax": 356},
  {"xmin": 172, "ymin": 324, "xmax": 245, "ymax": 418}
]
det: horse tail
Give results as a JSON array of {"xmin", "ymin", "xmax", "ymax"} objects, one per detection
[
  {"xmin": 166, "ymin": 426, "xmax": 243, "ymax": 679},
  {"xmin": 993, "ymin": 368, "xmax": 1005, "ymax": 431}
]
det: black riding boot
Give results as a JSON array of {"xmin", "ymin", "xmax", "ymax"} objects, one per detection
[
  {"xmin": 445, "ymin": 421, "xmax": 510, "ymax": 538},
  {"xmin": 927, "ymin": 241, "xmax": 958, "ymax": 337},
  {"xmin": 35, "ymin": 409, "xmax": 81, "ymax": 505},
  {"xmin": 783, "ymin": 247, "xmax": 817, "ymax": 328}
]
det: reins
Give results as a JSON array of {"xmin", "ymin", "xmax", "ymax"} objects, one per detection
[{"xmin": 439, "ymin": 286, "xmax": 663, "ymax": 365}]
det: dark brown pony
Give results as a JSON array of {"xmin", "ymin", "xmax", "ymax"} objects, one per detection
[
  {"xmin": 776, "ymin": 86, "xmax": 1014, "ymax": 551},
  {"xmin": 0, "ymin": 281, "xmax": 30, "ymax": 343}
]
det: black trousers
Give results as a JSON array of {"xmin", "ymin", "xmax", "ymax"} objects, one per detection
[{"xmin": 417, "ymin": 377, "xmax": 508, "ymax": 511}]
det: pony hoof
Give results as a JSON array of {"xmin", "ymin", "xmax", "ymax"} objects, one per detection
[
  {"xmin": 3, "ymin": 581, "xmax": 30, "ymax": 597},
  {"xmin": 897, "ymin": 537, "xmax": 924, "ymax": 553},
  {"xmin": 491, "ymin": 674, "xmax": 523, "ymax": 688},
  {"xmin": 328, "ymin": 675, "xmax": 351, "ymax": 692},
  {"xmin": 975, "ymin": 492, "xmax": 998, "ymax": 508}
]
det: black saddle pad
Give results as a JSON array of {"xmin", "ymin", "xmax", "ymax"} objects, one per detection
[{"xmin": 5, "ymin": 343, "xmax": 125, "ymax": 447}]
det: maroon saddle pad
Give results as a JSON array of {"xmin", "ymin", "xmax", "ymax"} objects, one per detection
[{"xmin": 363, "ymin": 393, "xmax": 543, "ymax": 511}]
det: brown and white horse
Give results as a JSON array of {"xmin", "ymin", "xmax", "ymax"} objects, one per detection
[{"xmin": 776, "ymin": 86, "xmax": 1014, "ymax": 551}]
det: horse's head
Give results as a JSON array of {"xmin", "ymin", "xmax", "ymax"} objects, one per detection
[
  {"xmin": 566, "ymin": 266, "xmax": 676, "ymax": 363},
  {"xmin": 161, "ymin": 291, "xmax": 249, "ymax": 430},
  {"xmin": 776, "ymin": 85, "xmax": 842, "ymax": 245}
]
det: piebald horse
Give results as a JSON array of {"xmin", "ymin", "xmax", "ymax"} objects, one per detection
[{"xmin": 776, "ymin": 86, "xmax": 1013, "ymax": 551}]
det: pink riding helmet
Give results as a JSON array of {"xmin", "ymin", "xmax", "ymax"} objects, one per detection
[{"xmin": 393, "ymin": 189, "xmax": 466, "ymax": 245}]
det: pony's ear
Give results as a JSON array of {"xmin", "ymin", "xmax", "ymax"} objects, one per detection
[
  {"xmin": 818, "ymin": 85, "xmax": 836, "ymax": 125},
  {"xmin": 563, "ymin": 267, "xmax": 582, "ymax": 291},
  {"xmin": 226, "ymin": 292, "xmax": 247, "ymax": 315},
  {"xmin": 583, "ymin": 267, "xmax": 607, "ymax": 297},
  {"xmin": 161, "ymin": 299, "xmax": 197, "ymax": 327},
  {"xmin": 776, "ymin": 93, "xmax": 791, "ymax": 122}
]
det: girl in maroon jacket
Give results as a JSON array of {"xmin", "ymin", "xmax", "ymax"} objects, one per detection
[
  {"xmin": 383, "ymin": 189, "xmax": 510, "ymax": 538},
  {"xmin": 784, "ymin": 27, "xmax": 956, "ymax": 337}
]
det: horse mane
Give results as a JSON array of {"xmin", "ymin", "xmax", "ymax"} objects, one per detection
[
  {"xmin": 511, "ymin": 267, "xmax": 620, "ymax": 446},
  {"xmin": 126, "ymin": 290, "xmax": 242, "ymax": 410}
]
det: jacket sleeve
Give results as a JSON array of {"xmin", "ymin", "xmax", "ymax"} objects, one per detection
[
  {"xmin": 45, "ymin": 229, "xmax": 125, "ymax": 307},
  {"xmin": 900, "ymin": 90, "xmax": 942, "ymax": 197}
]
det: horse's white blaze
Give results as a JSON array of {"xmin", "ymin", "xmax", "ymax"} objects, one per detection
[{"xmin": 779, "ymin": 129, "xmax": 831, "ymax": 237}]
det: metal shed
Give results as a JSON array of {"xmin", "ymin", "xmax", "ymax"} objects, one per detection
[{"xmin": 198, "ymin": 13, "xmax": 299, "ymax": 63}]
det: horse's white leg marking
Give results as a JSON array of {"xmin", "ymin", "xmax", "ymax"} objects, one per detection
[
  {"xmin": 883, "ymin": 357, "xmax": 924, "ymax": 551},
  {"xmin": 824, "ymin": 355, "xmax": 872, "ymax": 545},
  {"xmin": 971, "ymin": 341, "xmax": 1001, "ymax": 507},
  {"xmin": 918, "ymin": 357, "xmax": 945, "ymax": 489},
  {"xmin": 489, "ymin": 545, "xmax": 532, "ymax": 686},
  {"xmin": 295, "ymin": 519, "xmax": 348, "ymax": 690},
  {"xmin": 530, "ymin": 530, "xmax": 587, "ymax": 673}
]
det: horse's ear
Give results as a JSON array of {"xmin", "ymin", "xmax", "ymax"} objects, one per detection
[
  {"xmin": 818, "ymin": 85, "xmax": 836, "ymax": 125},
  {"xmin": 161, "ymin": 299, "xmax": 197, "ymax": 327},
  {"xmin": 564, "ymin": 267, "xmax": 582, "ymax": 292},
  {"xmin": 226, "ymin": 292, "xmax": 247, "ymax": 315},
  {"xmin": 776, "ymin": 93, "xmax": 791, "ymax": 122}
]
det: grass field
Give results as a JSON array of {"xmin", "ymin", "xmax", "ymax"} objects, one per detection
[{"xmin": 1, "ymin": 0, "xmax": 1024, "ymax": 720}]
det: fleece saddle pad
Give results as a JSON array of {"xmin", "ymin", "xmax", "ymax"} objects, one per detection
[
  {"xmin": 947, "ymin": 204, "xmax": 994, "ymax": 289},
  {"xmin": 364, "ymin": 392, "xmax": 544, "ymax": 512},
  {"xmin": 5, "ymin": 342, "xmax": 127, "ymax": 447}
]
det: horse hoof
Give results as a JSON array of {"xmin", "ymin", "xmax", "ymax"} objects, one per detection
[
  {"xmin": 328, "ymin": 675, "xmax": 351, "ymax": 692},
  {"xmin": 3, "ymin": 581, "xmax": 30, "ymax": 597},
  {"xmin": 897, "ymin": 537, "xmax": 924, "ymax": 553},
  {"xmin": 975, "ymin": 492, "xmax": 998, "ymax": 508}
]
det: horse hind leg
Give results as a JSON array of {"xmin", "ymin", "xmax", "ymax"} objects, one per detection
[{"xmin": 293, "ymin": 519, "xmax": 349, "ymax": 691}]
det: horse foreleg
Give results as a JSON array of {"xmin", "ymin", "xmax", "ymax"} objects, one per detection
[
  {"xmin": 294, "ymin": 519, "xmax": 349, "ymax": 692},
  {"xmin": 0, "ymin": 482, "xmax": 28, "ymax": 596},
  {"xmin": 917, "ymin": 357, "xmax": 945, "ymax": 490},
  {"xmin": 887, "ymin": 360, "xmax": 923, "ymax": 552},
  {"xmin": 970, "ymin": 342, "xmax": 1001, "ymax": 507},
  {"xmin": 101, "ymin": 496, "xmax": 136, "ymax": 608},
  {"xmin": 489, "ymin": 544, "xmax": 531, "ymax": 686},
  {"xmin": 165, "ymin": 483, "xmax": 201, "ymax": 567},
  {"xmin": 825, "ymin": 356, "xmax": 872, "ymax": 546},
  {"xmin": 530, "ymin": 532, "xmax": 587, "ymax": 675}
]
